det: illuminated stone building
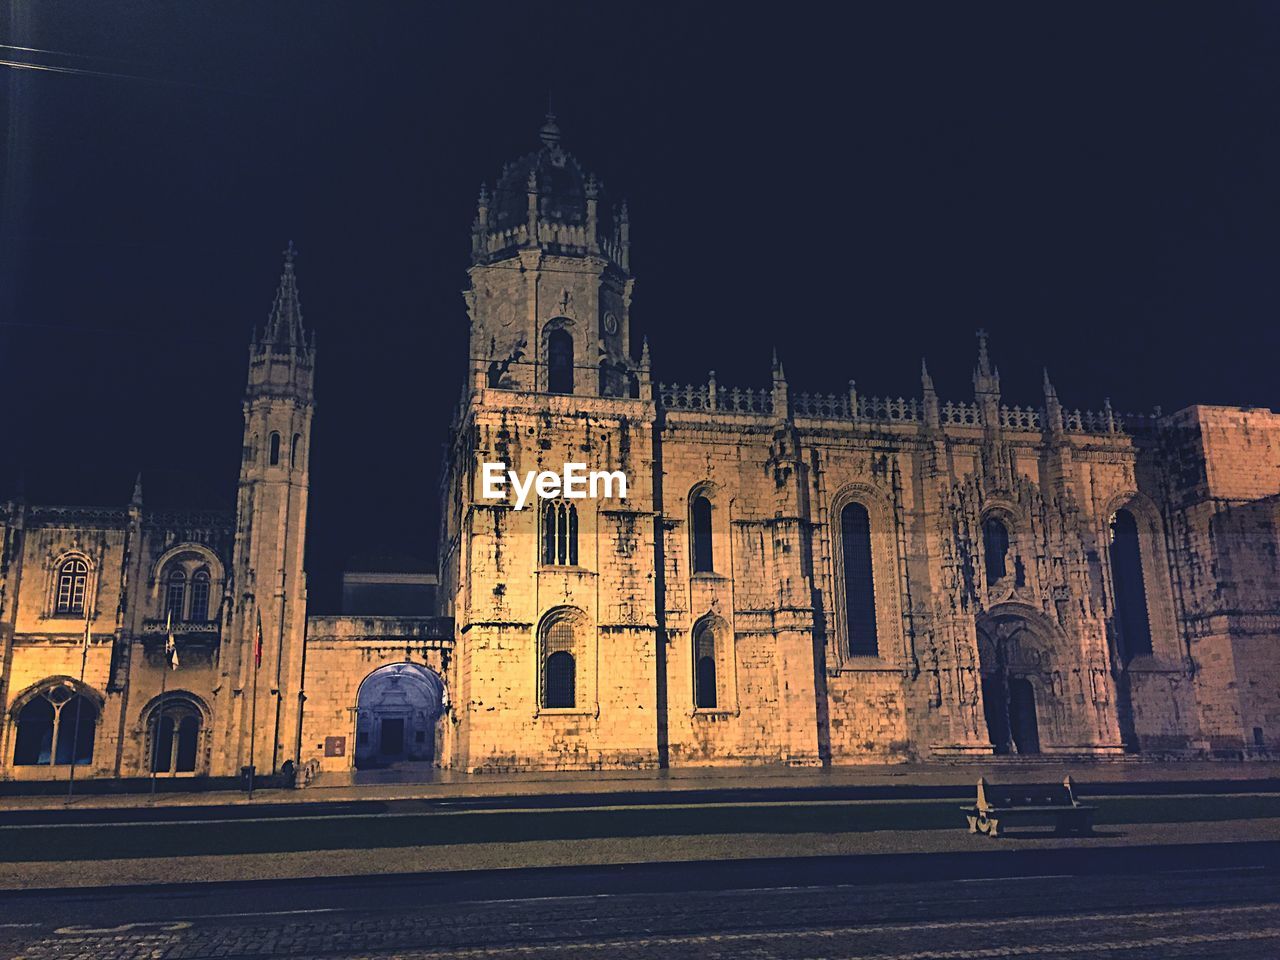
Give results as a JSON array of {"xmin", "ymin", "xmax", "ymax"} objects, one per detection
[{"xmin": 2, "ymin": 117, "xmax": 1278, "ymax": 783}]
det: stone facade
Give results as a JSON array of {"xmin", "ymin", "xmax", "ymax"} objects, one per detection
[{"xmin": 1, "ymin": 118, "xmax": 1277, "ymax": 785}]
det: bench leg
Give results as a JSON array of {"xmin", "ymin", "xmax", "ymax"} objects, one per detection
[{"xmin": 967, "ymin": 815, "xmax": 979, "ymax": 833}]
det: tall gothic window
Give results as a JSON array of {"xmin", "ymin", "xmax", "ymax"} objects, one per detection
[
  {"xmin": 55, "ymin": 558, "xmax": 88, "ymax": 615},
  {"xmin": 841, "ymin": 502, "xmax": 878, "ymax": 657},
  {"xmin": 541, "ymin": 618, "xmax": 577, "ymax": 709},
  {"xmin": 269, "ymin": 432, "xmax": 282, "ymax": 466},
  {"xmin": 547, "ymin": 329, "xmax": 574, "ymax": 395},
  {"xmin": 188, "ymin": 570, "xmax": 211, "ymax": 622},
  {"xmin": 694, "ymin": 620, "xmax": 718, "ymax": 709},
  {"xmin": 165, "ymin": 570, "xmax": 187, "ymax": 620},
  {"xmin": 983, "ymin": 517, "xmax": 1010, "ymax": 586},
  {"xmin": 150, "ymin": 700, "xmax": 201, "ymax": 774},
  {"xmin": 12, "ymin": 685, "xmax": 96, "ymax": 766},
  {"xmin": 542, "ymin": 500, "xmax": 579, "ymax": 566},
  {"xmin": 1109, "ymin": 509, "xmax": 1153, "ymax": 659},
  {"xmin": 691, "ymin": 494, "xmax": 714, "ymax": 573}
]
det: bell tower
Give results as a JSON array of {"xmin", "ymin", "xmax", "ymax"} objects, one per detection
[
  {"xmin": 213, "ymin": 243, "xmax": 315, "ymax": 778},
  {"xmin": 465, "ymin": 114, "xmax": 634, "ymax": 397}
]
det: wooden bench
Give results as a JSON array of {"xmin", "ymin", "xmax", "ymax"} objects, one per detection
[{"xmin": 962, "ymin": 776, "xmax": 1096, "ymax": 837}]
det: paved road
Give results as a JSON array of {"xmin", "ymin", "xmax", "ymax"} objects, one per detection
[{"xmin": 1, "ymin": 844, "xmax": 1276, "ymax": 959}]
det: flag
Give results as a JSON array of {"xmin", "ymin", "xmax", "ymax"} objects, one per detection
[
  {"xmin": 255, "ymin": 611, "xmax": 264, "ymax": 668},
  {"xmin": 165, "ymin": 610, "xmax": 179, "ymax": 670}
]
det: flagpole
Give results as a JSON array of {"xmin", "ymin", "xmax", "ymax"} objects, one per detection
[
  {"xmin": 248, "ymin": 609, "xmax": 261, "ymax": 799},
  {"xmin": 66, "ymin": 605, "xmax": 91, "ymax": 803},
  {"xmin": 152, "ymin": 613, "xmax": 168, "ymax": 796}
]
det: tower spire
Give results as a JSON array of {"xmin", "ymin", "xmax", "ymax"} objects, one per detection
[{"xmin": 264, "ymin": 241, "xmax": 305, "ymax": 346}]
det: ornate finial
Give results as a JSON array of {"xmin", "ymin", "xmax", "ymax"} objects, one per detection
[
  {"xmin": 618, "ymin": 201, "xmax": 629, "ymax": 223},
  {"xmin": 131, "ymin": 473, "xmax": 143, "ymax": 508},
  {"xmin": 539, "ymin": 111, "xmax": 561, "ymax": 149},
  {"xmin": 975, "ymin": 328, "xmax": 991, "ymax": 375},
  {"xmin": 283, "ymin": 240, "xmax": 296, "ymax": 268},
  {"xmin": 640, "ymin": 335, "xmax": 651, "ymax": 367},
  {"xmin": 921, "ymin": 358, "xmax": 934, "ymax": 392},
  {"xmin": 584, "ymin": 173, "xmax": 599, "ymax": 200},
  {"xmin": 478, "ymin": 183, "xmax": 489, "ymax": 206},
  {"xmin": 1042, "ymin": 367, "xmax": 1057, "ymax": 398},
  {"xmin": 526, "ymin": 168, "xmax": 539, "ymax": 193}
]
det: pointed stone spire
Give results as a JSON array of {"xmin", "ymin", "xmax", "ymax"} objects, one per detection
[
  {"xmin": 264, "ymin": 241, "xmax": 305, "ymax": 346},
  {"xmin": 131, "ymin": 473, "xmax": 143, "ymax": 508},
  {"xmin": 975, "ymin": 328, "xmax": 992, "ymax": 378},
  {"xmin": 771, "ymin": 349, "xmax": 789, "ymax": 419},
  {"xmin": 638, "ymin": 336, "xmax": 653, "ymax": 402},
  {"xmin": 972, "ymin": 328, "xmax": 1001, "ymax": 427},
  {"xmin": 921, "ymin": 358, "xmax": 939, "ymax": 430},
  {"xmin": 1042, "ymin": 368, "xmax": 1063, "ymax": 436}
]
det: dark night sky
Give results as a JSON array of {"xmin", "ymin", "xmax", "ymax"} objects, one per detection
[{"xmin": 3, "ymin": 3, "xmax": 1279, "ymax": 610}]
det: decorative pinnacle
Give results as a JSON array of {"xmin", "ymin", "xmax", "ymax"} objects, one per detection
[
  {"xmin": 131, "ymin": 473, "xmax": 143, "ymax": 507},
  {"xmin": 478, "ymin": 183, "xmax": 489, "ymax": 206},
  {"xmin": 1043, "ymin": 367, "xmax": 1057, "ymax": 399},
  {"xmin": 975, "ymin": 328, "xmax": 991, "ymax": 376},
  {"xmin": 640, "ymin": 336, "xmax": 651, "ymax": 367},
  {"xmin": 921, "ymin": 358, "xmax": 935, "ymax": 392}
]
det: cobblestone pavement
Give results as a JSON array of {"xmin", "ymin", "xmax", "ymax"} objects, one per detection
[{"xmin": 1, "ymin": 862, "xmax": 1277, "ymax": 959}]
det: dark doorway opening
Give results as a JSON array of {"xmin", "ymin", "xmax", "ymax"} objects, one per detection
[
  {"xmin": 1008, "ymin": 677, "xmax": 1041, "ymax": 755},
  {"xmin": 982, "ymin": 674, "xmax": 1011, "ymax": 755},
  {"xmin": 380, "ymin": 718, "xmax": 405, "ymax": 758}
]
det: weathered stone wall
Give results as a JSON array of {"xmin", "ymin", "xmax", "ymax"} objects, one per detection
[{"xmin": 1161, "ymin": 406, "xmax": 1280, "ymax": 753}]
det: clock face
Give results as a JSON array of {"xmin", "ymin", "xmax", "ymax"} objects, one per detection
[{"xmin": 603, "ymin": 311, "xmax": 619, "ymax": 335}]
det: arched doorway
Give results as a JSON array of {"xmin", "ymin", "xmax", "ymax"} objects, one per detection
[
  {"xmin": 976, "ymin": 609, "xmax": 1052, "ymax": 756},
  {"xmin": 354, "ymin": 663, "xmax": 445, "ymax": 770}
]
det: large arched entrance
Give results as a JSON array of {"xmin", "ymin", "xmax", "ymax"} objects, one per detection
[
  {"xmin": 976, "ymin": 608, "xmax": 1056, "ymax": 756},
  {"xmin": 354, "ymin": 663, "xmax": 445, "ymax": 770}
]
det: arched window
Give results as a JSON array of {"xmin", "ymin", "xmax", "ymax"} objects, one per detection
[
  {"xmin": 188, "ymin": 570, "xmax": 211, "ymax": 622},
  {"xmin": 165, "ymin": 569, "xmax": 186, "ymax": 621},
  {"xmin": 12, "ymin": 685, "xmax": 96, "ymax": 766},
  {"xmin": 694, "ymin": 620, "xmax": 718, "ymax": 709},
  {"xmin": 541, "ymin": 617, "xmax": 577, "ymax": 709},
  {"xmin": 150, "ymin": 700, "xmax": 201, "ymax": 774},
  {"xmin": 547, "ymin": 329, "xmax": 574, "ymax": 395},
  {"xmin": 55, "ymin": 558, "xmax": 88, "ymax": 615},
  {"xmin": 269, "ymin": 432, "xmax": 282, "ymax": 466},
  {"xmin": 542, "ymin": 500, "xmax": 579, "ymax": 566},
  {"xmin": 840, "ymin": 502, "xmax": 878, "ymax": 657},
  {"xmin": 691, "ymin": 495, "xmax": 714, "ymax": 574},
  {"xmin": 291, "ymin": 433, "xmax": 302, "ymax": 467},
  {"xmin": 1109, "ymin": 509, "xmax": 1153, "ymax": 659},
  {"xmin": 983, "ymin": 517, "xmax": 1010, "ymax": 586}
]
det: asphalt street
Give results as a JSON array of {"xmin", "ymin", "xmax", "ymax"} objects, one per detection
[{"xmin": 1, "ymin": 843, "xmax": 1277, "ymax": 959}]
